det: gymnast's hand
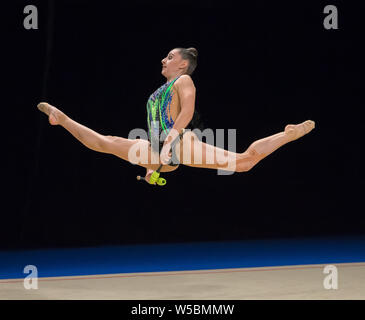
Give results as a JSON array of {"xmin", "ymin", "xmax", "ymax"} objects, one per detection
[
  {"xmin": 144, "ymin": 168, "xmax": 154, "ymax": 183},
  {"xmin": 160, "ymin": 142, "xmax": 172, "ymax": 165}
]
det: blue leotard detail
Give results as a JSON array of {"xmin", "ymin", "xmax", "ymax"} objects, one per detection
[{"xmin": 146, "ymin": 76, "xmax": 181, "ymax": 153}]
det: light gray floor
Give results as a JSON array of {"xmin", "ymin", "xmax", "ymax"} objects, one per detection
[{"xmin": 1, "ymin": 263, "xmax": 364, "ymax": 300}]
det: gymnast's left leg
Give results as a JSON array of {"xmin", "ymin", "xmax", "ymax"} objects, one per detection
[
  {"xmin": 177, "ymin": 120, "xmax": 315, "ymax": 172},
  {"xmin": 241, "ymin": 120, "xmax": 315, "ymax": 171}
]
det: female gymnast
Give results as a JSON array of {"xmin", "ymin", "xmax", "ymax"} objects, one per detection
[{"xmin": 37, "ymin": 47, "xmax": 315, "ymax": 185}]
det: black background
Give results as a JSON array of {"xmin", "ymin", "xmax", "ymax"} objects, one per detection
[{"xmin": 2, "ymin": 0, "xmax": 364, "ymax": 250}]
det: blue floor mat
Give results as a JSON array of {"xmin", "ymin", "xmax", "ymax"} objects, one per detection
[{"xmin": 1, "ymin": 235, "xmax": 365, "ymax": 279}]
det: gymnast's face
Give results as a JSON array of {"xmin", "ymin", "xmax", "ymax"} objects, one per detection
[{"xmin": 161, "ymin": 49, "xmax": 188, "ymax": 78}]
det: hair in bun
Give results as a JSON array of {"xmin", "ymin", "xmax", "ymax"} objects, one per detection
[
  {"xmin": 176, "ymin": 47, "xmax": 198, "ymax": 75},
  {"xmin": 186, "ymin": 47, "xmax": 198, "ymax": 58}
]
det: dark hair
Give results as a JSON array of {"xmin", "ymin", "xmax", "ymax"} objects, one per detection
[{"xmin": 176, "ymin": 47, "xmax": 198, "ymax": 75}]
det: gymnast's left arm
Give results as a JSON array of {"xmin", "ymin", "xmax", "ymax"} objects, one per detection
[
  {"xmin": 164, "ymin": 75, "xmax": 196, "ymax": 145},
  {"xmin": 159, "ymin": 75, "xmax": 196, "ymax": 165}
]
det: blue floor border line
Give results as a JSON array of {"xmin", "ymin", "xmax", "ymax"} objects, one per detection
[{"xmin": 1, "ymin": 235, "xmax": 365, "ymax": 279}]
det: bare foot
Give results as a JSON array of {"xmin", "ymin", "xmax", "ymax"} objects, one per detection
[
  {"xmin": 37, "ymin": 102, "xmax": 66, "ymax": 125},
  {"xmin": 284, "ymin": 120, "xmax": 315, "ymax": 142}
]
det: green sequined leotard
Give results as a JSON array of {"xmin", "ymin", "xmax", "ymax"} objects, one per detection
[{"xmin": 146, "ymin": 76, "xmax": 182, "ymax": 153}]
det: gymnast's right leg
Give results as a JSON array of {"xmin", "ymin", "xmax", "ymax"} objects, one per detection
[{"xmin": 36, "ymin": 102, "xmax": 177, "ymax": 173}]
